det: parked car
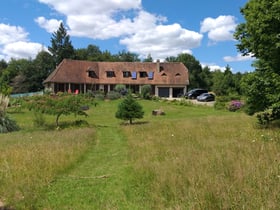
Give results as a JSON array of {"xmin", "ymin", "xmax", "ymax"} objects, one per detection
[
  {"xmin": 197, "ymin": 93, "xmax": 215, "ymax": 102},
  {"xmin": 186, "ymin": 88, "xmax": 208, "ymax": 99}
]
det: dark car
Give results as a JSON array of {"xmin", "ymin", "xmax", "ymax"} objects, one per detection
[
  {"xmin": 197, "ymin": 93, "xmax": 215, "ymax": 102},
  {"xmin": 186, "ymin": 88, "xmax": 208, "ymax": 99}
]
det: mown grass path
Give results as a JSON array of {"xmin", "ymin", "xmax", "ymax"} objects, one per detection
[{"xmin": 36, "ymin": 124, "xmax": 135, "ymax": 209}]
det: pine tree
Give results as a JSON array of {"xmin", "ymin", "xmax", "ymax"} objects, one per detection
[
  {"xmin": 48, "ymin": 22, "xmax": 75, "ymax": 66},
  {"xmin": 115, "ymin": 94, "xmax": 144, "ymax": 124}
]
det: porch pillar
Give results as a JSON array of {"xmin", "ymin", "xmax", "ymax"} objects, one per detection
[
  {"xmin": 155, "ymin": 86, "xmax": 158, "ymax": 97},
  {"xmin": 169, "ymin": 87, "xmax": 172, "ymax": 98}
]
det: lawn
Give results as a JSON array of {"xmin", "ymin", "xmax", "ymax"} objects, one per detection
[{"xmin": 1, "ymin": 98, "xmax": 279, "ymax": 209}]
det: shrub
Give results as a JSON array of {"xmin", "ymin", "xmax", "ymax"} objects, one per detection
[
  {"xmin": 227, "ymin": 100, "xmax": 244, "ymax": 112},
  {"xmin": 140, "ymin": 85, "xmax": 152, "ymax": 99},
  {"xmin": 106, "ymin": 91, "xmax": 121, "ymax": 100},
  {"xmin": 0, "ymin": 94, "xmax": 19, "ymax": 133}
]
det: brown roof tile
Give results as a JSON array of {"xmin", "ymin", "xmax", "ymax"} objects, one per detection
[{"xmin": 44, "ymin": 59, "xmax": 189, "ymax": 85}]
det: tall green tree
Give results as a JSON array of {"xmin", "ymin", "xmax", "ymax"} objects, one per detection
[
  {"xmin": 234, "ymin": 0, "xmax": 280, "ymax": 73},
  {"xmin": 48, "ymin": 22, "xmax": 75, "ymax": 66},
  {"xmin": 115, "ymin": 94, "xmax": 144, "ymax": 124},
  {"xmin": 75, "ymin": 44, "xmax": 102, "ymax": 61},
  {"xmin": 234, "ymin": 0, "xmax": 280, "ymax": 117},
  {"xmin": 143, "ymin": 54, "xmax": 153, "ymax": 62},
  {"xmin": 116, "ymin": 50, "xmax": 140, "ymax": 62}
]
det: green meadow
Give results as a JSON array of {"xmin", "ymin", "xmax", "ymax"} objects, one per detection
[{"xmin": 1, "ymin": 99, "xmax": 279, "ymax": 209}]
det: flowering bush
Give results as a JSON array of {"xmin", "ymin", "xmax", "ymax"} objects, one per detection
[{"xmin": 228, "ymin": 100, "xmax": 243, "ymax": 112}]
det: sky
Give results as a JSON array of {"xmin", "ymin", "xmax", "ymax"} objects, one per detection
[{"xmin": 0, "ymin": 0, "xmax": 255, "ymax": 73}]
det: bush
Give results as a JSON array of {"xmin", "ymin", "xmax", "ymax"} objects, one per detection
[
  {"xmin": 140, "ymin": 85, "xmax": 152, "ymax": 99},
  {"xmin": 0, "ymin": 114, "xmax": 19, "ymax": 133},
  {"xmin": 227, "ymin": 100, "xmax": 244, "ymax": 112},
  {"xmin": 106, "ymin": 91, "xmax": 121, "ymax": 100}
]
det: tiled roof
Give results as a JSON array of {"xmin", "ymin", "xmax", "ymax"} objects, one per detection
[{"xmin": 44, "ymin": 59, "xmax": 189, "ymax": 85}]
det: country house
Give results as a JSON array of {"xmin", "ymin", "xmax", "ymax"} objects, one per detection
[{"xmin": 43, "ymin": 59, "xmax": 189, "ymax": 98}]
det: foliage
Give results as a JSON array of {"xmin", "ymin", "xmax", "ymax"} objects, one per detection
[
  {"xmin": 235, "ymin": 0, "xmax": 280, "ymax": 123},
  {"xmin": 114, "ymin": 84, "xmax": 127, "ymax": 96},
  {"xmin": 25, "ymin": 94, "xmax": 89, "ymax": 127},
  {"xmin": 227, "ymin": 100, "xmax": 244, "ymax": 112},
  {"xmin": 48, "ymin": 22, "xmax": 75, "ymax": 66},
  {"xmin": 0, "ymin": 94, "xmax": 19, "ymax": 133},
  {"xmin": 256, "ymin": 102, "xmax": 280, "ymax": 127},
  {"xmin": 115, "ymin": 94, "xmax": 144, "ymax": 124},
  {"xmin": 106, "ymin": 91, "xmax": 121, "ymax": 100},
  {"xmin": 234, "ymin": 0, "xmax": 280, "ymax": 73},
  {"xmin": 75, "ymin": 44, "xmax": 102, "ymax": 61},
  {"xmin": 241, "ymin": 71, "xmax": 280, "ymax": 116},
  {"xmin": 140, "ymin": 84, "xmax": 152, "ymax": 99},
  {"xmin": 143, "ymin": 53, "xmax": 153, "ymax": 62}
]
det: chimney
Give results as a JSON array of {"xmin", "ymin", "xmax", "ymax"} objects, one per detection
[{"xmin": 156, "ymin": 59, "xmax": 160, "ymax": 72}]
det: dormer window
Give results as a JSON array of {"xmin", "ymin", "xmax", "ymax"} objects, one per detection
[
  {"xmin": 106, "ymin": 71, "xmax": 115, "ymax": 77},
  {"xmin": 88, "ymin": 70, "xmax": 97, "ymax": 78},
  {"xmin": 123, "ymin": 71, "xmax": 131, "ymax": 78},
  {"xmin": 139, "ymin": 71, "xmax": 148, "ymax": 78},
  {"xmin": 148, "ymin": 71, "xmax": 154, "ymax": 80}
]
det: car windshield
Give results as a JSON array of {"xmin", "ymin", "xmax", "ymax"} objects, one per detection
[{"xmin": 200, "ymin": 93, "xmax": 208, "ymax": 96}]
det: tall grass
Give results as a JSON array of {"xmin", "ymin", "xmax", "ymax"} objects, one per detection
[
  {"xmin": 1, "ymin": 99, "xmax": 279, "ymax": 209},
  {"xmin": 123, "ymin": 111, "xmax": 280, "ymax": 209},
  {"xmin": 0, "ymin": 128, "xmax": 95, "ymax": 209}
]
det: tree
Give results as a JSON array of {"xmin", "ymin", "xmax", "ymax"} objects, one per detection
[
  {"xmin": 48, "ymin": 22, "xmax": 75, "ymax": 66},
  {"xmin": 75, "ymin": 44, "xmax": 102, "ymax": 61},
  {"xmin": 0, "ymin": 59, "xmax": 8, "ymax": 76},
  {"xmin": 32, "ymin": 51, "xmax": 55, "ymax": 90},
  {"xmin": 234, "ymin": 0, "xmax": 280, "ymax": 73},
  {"xmin": 116, "ymin": 50, "xmax": 140, "ymax": 62},
  {"xmin": 26, "ymin": 94, "xmax": 89, "ymax": 127},
  {"xmin": 115, "ymin": 94, "xmax": 144, "ymax": 124},
  {"xmin": 143, "ymin": 54, "xmax": 153, "ymax": 62},
  {"xmin": 234, "ymin": 0, "xmax": 280, "ymax": 119}
]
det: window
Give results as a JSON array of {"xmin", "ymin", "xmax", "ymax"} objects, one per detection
[
  {"xmin": 148, "ymin": 71, "xmax": 154, "ymax": 80},
  {"xmin": 160, "ymin": 66, "xmax": 164, "ymax": 72},
  {"xmin": 175, "ymin": 73, "xmax": 181, "ymax": 76},
  {"xmin": 123, "ymin": 71, "xmax": 131, "ymax": 78},
  {"xmin": 106, "ymin": 71, "xmax": 115, "ymax": 77},
  {"xmin": 161, "ymin": 73, "xmax": 167, "ymax": 76},
  {"xmin": 139, "ymin": 71, "xmax": 148, "ymax": 78},
  {"xmin": 132, "ymin": 71, "xmax": 137, "ymax": 79},
  {"xmin": 88, "ymin": 71, "xmax": 97, "ymax": 78}
]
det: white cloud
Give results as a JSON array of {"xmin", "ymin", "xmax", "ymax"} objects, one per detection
[
  {"xmin": 35, "ymin": 17, "xmax": 62, "ymax": 33},
  {"xmin": 200, "ymin": 15, "xmax": 237, "ymax": 42},
  {"xmin": 223, "ymin": 53, "xmax": 255, "ymax": 62},
  {"xmin": 120, "ymin": 23, "xmax": 202, "ymax": 60},
  {"xmin": 0, "ymin": 24, "xmax": 28, "ymax": 45},
  {"xmin": 0, "ymin": 23, "xmax": 46, "ymax": 61},
  {"xmin": 201, "ymin": 63, "xmax": 226, "ymax": 72},
  {"xmin": 37, "ymin": 0, "xmax": 203, "ymax": 59},
  {"xmin": 3, "ymin": 41, "xmax": 46, "ymax": 60}
]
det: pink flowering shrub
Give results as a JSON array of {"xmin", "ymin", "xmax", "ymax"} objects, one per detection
[{"xmin": 228, "ymin": 100, "xmax": 243, "ymax": 112}]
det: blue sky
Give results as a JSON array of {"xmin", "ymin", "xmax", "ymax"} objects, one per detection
[{"xmin": 0, "ymin": 0, "xmax": 254, "ymax": 73}]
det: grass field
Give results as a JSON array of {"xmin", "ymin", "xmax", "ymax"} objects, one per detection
[{"xmin": 1, "ymin": 99, "xmax": 279, "ymax": 209}]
